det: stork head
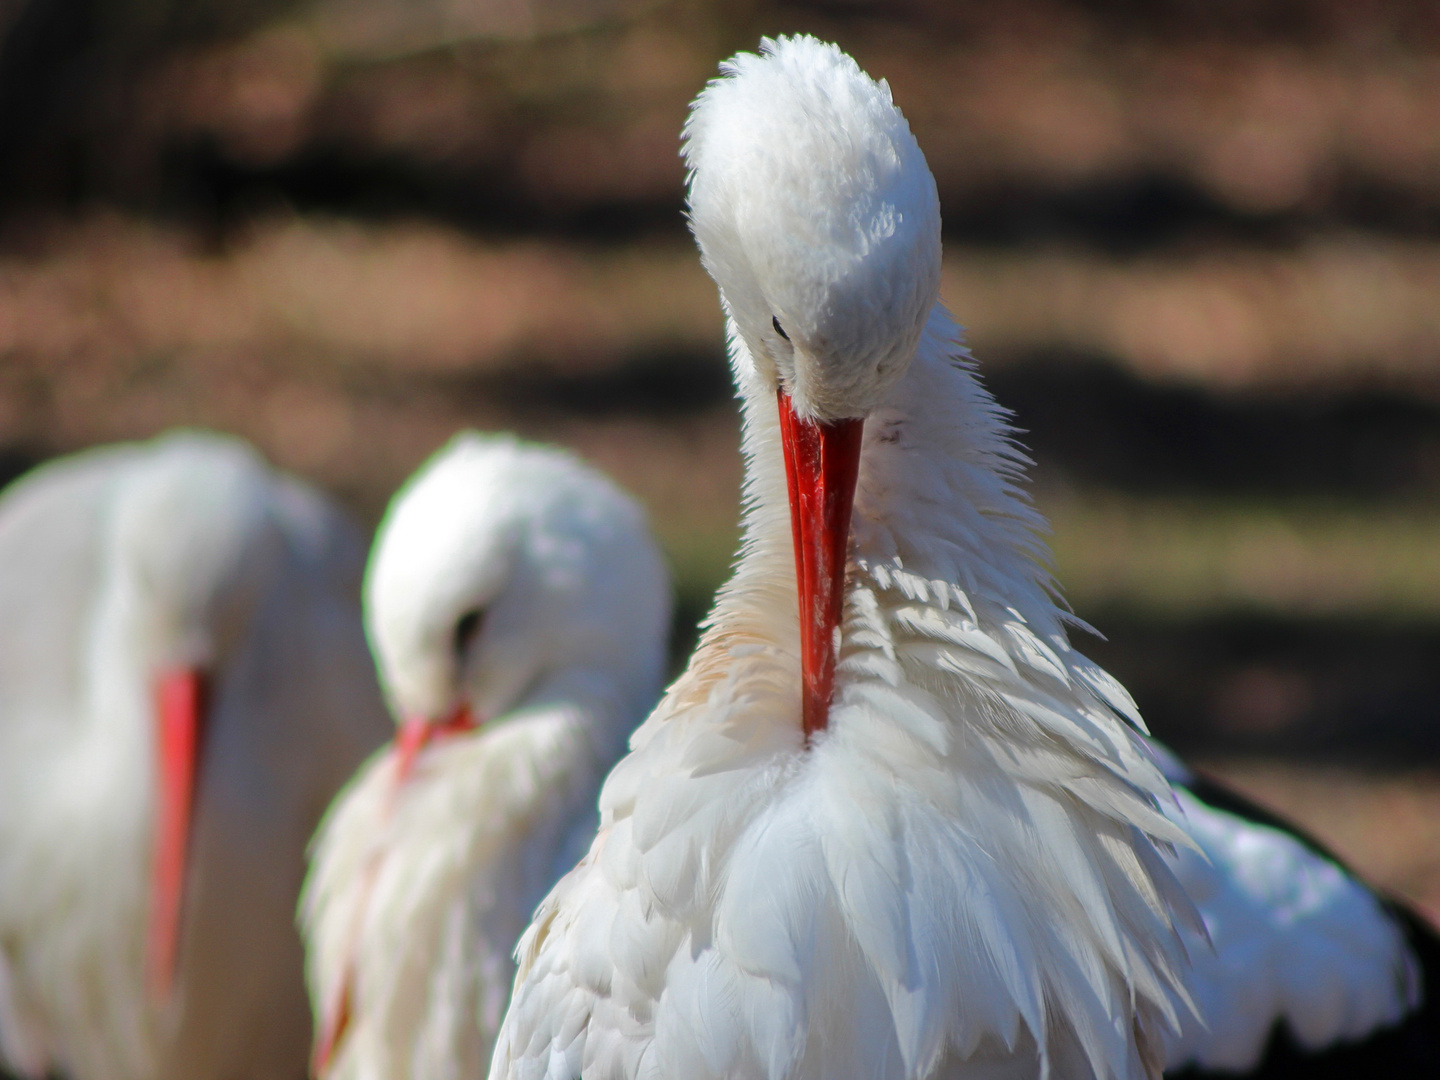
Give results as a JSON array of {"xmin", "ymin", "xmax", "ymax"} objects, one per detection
[
  {"xmin": 683, "ymin": 34, "xmax": 941, "ymax": 423},
  {"xmin": 114, "ymin": 433, "xmax": 285, "ymax": 674},
  {"xmin": 109, "ymin": 431, "xmax": 289, "ymax": 1003},
  {"xmin": 364, "ymin": 433, "xmax": 671, "ymax": 780},
  {"xmin": 686, "ymin": 37, "xmax": 940, "ymax": 739}
]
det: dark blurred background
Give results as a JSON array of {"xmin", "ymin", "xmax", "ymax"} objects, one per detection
[{"xmin": 1, "ymin": 0, "xmax": 1437, "ymax": 916}]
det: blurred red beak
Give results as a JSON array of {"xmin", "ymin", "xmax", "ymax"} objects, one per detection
[
  {"xmin": 147, "ymin": 667, "xmax": 208, "ymax": 1002},
  {"xmin": 312, "ymin": 975, "xmax": 354, "ymax": 1077},
  {"xmin": 777, "ymin": 389, "xmax": 864, "ymax": 740},
  {"xmin": 393, "ymin": 703, "xmax": 478, "ymax": 786},
  {"xmin": 312, "ymin": 701, "xmax": 481, "ymax": 1074}
]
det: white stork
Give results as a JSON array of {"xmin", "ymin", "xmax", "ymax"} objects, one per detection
[
  {"xmin": 0, "ymin": 430, "xmax": 390, "ymax": 1080},
  {"xmin": 491, "ymin": 36, "xmax": 1437, "ymax": 1080},
  {"xmin": 301, "ymin": 433, "xmax": 671, "ymax": 1080}
]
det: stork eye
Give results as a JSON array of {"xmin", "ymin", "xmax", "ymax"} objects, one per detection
[
  {"xmin": 453, "ymin": 609, "xmax": 484, "ymax": 656},
  {"xmin": 772, "ymin": 316, "xmax": 790, "ymax": 341}
]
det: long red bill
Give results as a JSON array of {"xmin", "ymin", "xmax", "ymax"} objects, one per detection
[
  {"xmin": 148, "ymin": 667, "xmax": 208, "ymax": 1002},
  {"xmin": 777, "ymin": 389, "xmax": 865, "ymax": 740}
]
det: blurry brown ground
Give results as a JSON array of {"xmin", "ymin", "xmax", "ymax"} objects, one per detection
[{"xmin": 1, "ymin": 0, "xmax": 1438, "ymax": 916}]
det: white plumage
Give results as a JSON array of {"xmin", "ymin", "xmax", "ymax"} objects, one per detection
[
  {"xmin": 493, "ymin": 38, "xmax": 1202, "ymax": 1080},
  {"xmin": 0, "ymin": 430, "xmax": 390, "ymax": 1080},
  {"xmin": 1150, "ymin": 750, "xmax": 1418, "ymax": 1072},
  {"xmin": 302, "ymin": 433, "xmax": 672, "ymax": 1080}
]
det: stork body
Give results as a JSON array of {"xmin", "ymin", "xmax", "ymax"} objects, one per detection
[
  {"xmin": 497, "ymin": 315, "xmax": 1194, "ymax": 1080},
  {"xmin": 302, "ymin": 434, "xmax": 671, "ymax": 1080},
  {"xmin": 0, "ymin": 431, "xmax": 390, "ymax": 1080},
  {"xmin": 492, "ymin": 37, "xmax": 1435, "ymax": 1080}
]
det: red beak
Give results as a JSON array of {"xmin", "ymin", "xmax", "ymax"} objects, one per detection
[
  {"xmin": 311, "ymin": 701, "xmax": 481, "ymax": 1075},
  {"xmin": 148, "ymin": 667, "xmax": 208, "ymax": 1002},
  {"xmin": 777, "ymin": 390, "xmax": 865, "ymax": 740},
  {"xmin": 392, "ymin": 703, "xmax": 478, "ymax": 786}
]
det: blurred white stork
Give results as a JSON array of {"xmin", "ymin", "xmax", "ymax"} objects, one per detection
[
  {"xmin": 492, "ymin": 36, "xmax": 1436, "ymax": 1080},
  {"xmin": 301, "ymin": 433, "xmax": 671, "ymax": 1080},
  {"xmin": 0, "ymin": 430, "xmax": 390, "ymax": 1080}
]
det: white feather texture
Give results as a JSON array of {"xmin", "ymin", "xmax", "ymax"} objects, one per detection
[
  {"xmin": 1148, "ymin": 751, "xmax": 1420, "ymax": 1071},
  {"xmin": 302, "ymin": 434, "xmax": 672, "ymax": 1080},
  {"xmin": 0, "ymin": 430, "xmax": 391, "ymax": 1080}
]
